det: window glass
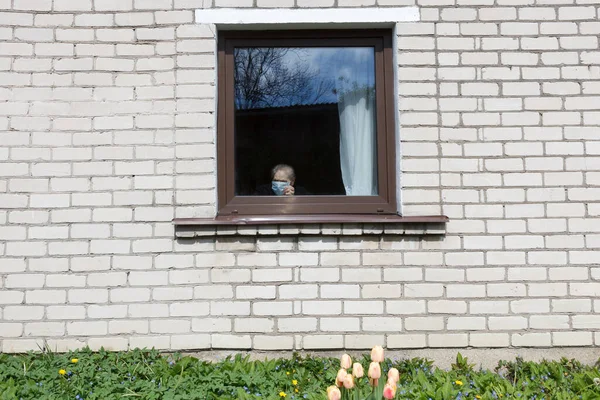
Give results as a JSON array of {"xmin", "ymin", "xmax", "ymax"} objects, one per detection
[{"xmin": 233, "ymin": 47, "xmax": 378, "ymax": 197}]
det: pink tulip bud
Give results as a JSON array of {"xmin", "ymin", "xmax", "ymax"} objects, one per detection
[
  {"xmin": 336, "ymin": 368, "xmax": 348, "ymax": 387},
  {"xmin": 368, "ymin": 362, "xmax": 381, "ymax": 380},
  {"xmin": 383, "ymin": 382, "xmax": 397, "ymax": 399},
  {"xmin": 343, "ymin": 374, "xmax": 354, "ymax": 389},
  {"xmin": 388, "ymin": 367, "xmax": 400, "ymax": 384},
  {"xmin": 340, "ymin": 354, "xmax": 352, "ymax": 370},
  {"xmin": 327, "ymin": 386, "xmax": 342, "ymax": 400},
  {"xmin": 371, "ymin": 345, "xmax": 384, "ymax": 363},
  {"xmin": 352, "ymin": 363, "xmax": 364, "ymax": 378}
]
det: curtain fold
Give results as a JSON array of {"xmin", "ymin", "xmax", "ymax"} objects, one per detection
[{"xmin": 336, "ymin": 50, "xmax": 377, "ymax": 196}]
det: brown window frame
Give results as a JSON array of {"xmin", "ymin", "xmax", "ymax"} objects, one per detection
[{"xmin": 217, "ymin": 29, "xmax": 397, "ymax": 216}]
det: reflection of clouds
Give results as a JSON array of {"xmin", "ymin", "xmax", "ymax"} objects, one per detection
[
  {"xmin": 281, "ymin": 47, "xmax": 375, "ymax": 94},
  {"xmin": 237, "ymin": 46, "xmax": 376, "ymax": 107}
]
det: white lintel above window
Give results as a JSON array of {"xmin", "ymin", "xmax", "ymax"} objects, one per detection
[{"xmin": 194, "ymin": 7, "xmax": 420, "ymax": 27}]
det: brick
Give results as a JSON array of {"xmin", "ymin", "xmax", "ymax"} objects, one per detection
[
  {"xmin": 447, "ymin": 284, "xmax": 486, "ymax": 298},
  {"xmin": 95, "ymin": 0, "xmax": 133, "ymax": 10},
  {"xmin": 166, "ymin": 300, "xmax": 208, "ymax": 317},
  {"xmin": 4, "ymin": 306, "xmax": 44, "ymax": 321},
  {"xmin": 301, "ymin": 301, "xmax": 341, "ymax": 316},
  {"xmin": 155, "ymin": 10, "xmax": 193, "ymax": 24},
  {"xmin": 191, "ymin": 318, "xmax": 231, "ymax": 333},
  {"xmin": 553, "ymin": 332, "xmax": 593, "ymax": 346},
  {"xmin": 211, "ymin": 301, "xmax": 250, "ymax": 316},
  {"xmin": 88, "ymin": 305, "xmax": 127, "ymax": 319},
  {"xmin": 69, "ymin": 289, "xmax": 108, "ymax": 304},
  {"xmin": 512, "ymin": 333, "xmax": 552, "ymax": 347},
  {"xmin": 320, "ymin": 284, "xmax": 360, "ymax": 299},
  {"xmin": 530, "ymin": 315, "xmax": 570, "ymax": 329},
  {"xmin": 0, "ymin": 323, "xmax": 24, "ymax": 338},
  {"xmin": 470, "ymin": 333, "xmax": 510, "ymax": 347},
  {"xmin": 303, "ymin": 335, "xmax": 343, "ymax": 349},
  {"xmin": 529, "ymin": 283, "xmax": 568, "ymax": 297},
  {"xmin": 24, "ymin": 322, "xmax": 65, "ymax": 337},
  {"xmin": 405, "ymin": 317, "xmax": 444, "ymax": 331},
  {"xmin": 488, "ymin": 283, "xmax": 526, "ymax": 297},
  {"xmin": 111, "ymin": 288, "xmax": 150, "ymax": 303},
  {"xmin": 26, "ymin": 290, "xmax": 66, "ymax": 304},
  {"xmin": 470, "ymin": 301, "xmax": 509, "ymax": 314},
  {"xmin": 447, "ymin": 316, "xmax": 486, "ymax": 330},
  {"xmin": 129, "ymin": 304, "xmax": 168, "ymax": 318}
]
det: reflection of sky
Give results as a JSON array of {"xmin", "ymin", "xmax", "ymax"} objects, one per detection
[
  {"xmin": 290, "ymin": 47, "xmax": 374, "ymax": 103},
  {"xmin": 236, "ymin": 47, "xmax": 375, "ymax": 107}
]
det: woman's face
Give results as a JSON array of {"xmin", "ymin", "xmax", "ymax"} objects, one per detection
[{"xmin": 273, "ymin": 169, "xmax": 294, "ymax": 186}]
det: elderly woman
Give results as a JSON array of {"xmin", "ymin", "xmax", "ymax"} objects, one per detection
[{"xmin": 253, "ymin": 164, "xmax": 309, "ymax": 196}]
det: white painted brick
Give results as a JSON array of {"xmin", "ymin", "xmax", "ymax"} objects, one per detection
[
  {"xmin": 303, "ymin": 335, "xmax": 343, "ymax": 349},
  {"xmin": 405, "ymin": 317, "xmax": 444, "ymax": 331},
  {"xmin": 552, "ymin": 299, "xmax": 591, "ymax": 313},
  {"xmin": 447, "ymin": 316, "xmax": 486, "ymax": 330},
  {"xmin": 447, "ymin": 284, "xmax": 486, "ymax": 298},
  {"xmin": 529, "ymin": 283, "xmax": 568, "ymax": 297},
  {"xmin": 128, "ymin": 303, "xmax": 168, "ymax": 318},
  {"xmin": 191, "ymin": 318, "xmax": 231, "ymax": 333},
  {"xmin": 152, "ymin": 325, "xmax": 200, "ymax": 343},
  {"xmin": 69, "ymin": 289, "xmax": 108, "ymax": 304},
  {"xmin": 211, "ymin": 301, "xmax": 250, "ymax": 316},
  {"xmin": 0, "ymin": 323, "xmax": 24, "ymax": 338},
  {"xmin": 279, "ymin": 252, "xmax": 318, "ymax": 267},
  {"xmin": 320, "ymin": 284, "xmax": 360, "ymax": 299},
  {"xmin": 88, "ymin": 305, "xmax": 127, "ymax": 319},
  {"xmin": 111, "ymin": 288, "xmax": 150, "ymax": 303},
  {"xmin": 470, "ymin": 333, "xmax": 510, "ymax": 347},
  {"xmin": 470, "ymin": 301, "xmax": 509, "ymax": 314},
  {"xmin": 512, "ymin": 333, "xmax": 552, "ymax": 347},
  {"xmin": 0, "ymin": 291, "xmax": 25, "ymax": 305},
  {"xmin": 26, "ymin": 290, "xmax": 66, "ymax": 305},
  {"xmin": 155, "ymin": 10, "xmax": 193, "ymax": 24},
  {"xmin": 301, "ymin": 300, "xmax": 341, "ymax": 315},
  {"xmin": 4, "ymin": 306, "xmax": 44, "ymax": 321},
  {"xmin": 530, "ymin": 315, "xmax": 570, "ymax": 329},
  {"xmin": 553, "ymin": 332, "xmax": 593, "ymax": 346},
  {"xmin": 24, "ymin": 322, "xmax": 65, "ymax": 337}
]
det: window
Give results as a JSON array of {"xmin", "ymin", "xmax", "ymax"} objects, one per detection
[{"xmin": 217, "ymin": 30, "xmax": 397, "ymax": 216}]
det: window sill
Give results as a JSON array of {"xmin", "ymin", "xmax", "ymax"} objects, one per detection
[{"xmin": 173, "ymin": 215, "xmax": 448, "ymax": 238}]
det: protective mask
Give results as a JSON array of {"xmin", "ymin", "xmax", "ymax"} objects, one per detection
[{"xmin": 271, "ymin": 181, "xmax": 289, "ymax": 196}]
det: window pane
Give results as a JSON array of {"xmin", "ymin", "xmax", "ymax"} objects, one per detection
[{"xmin": 233, "ymin": 47, "xmax": 378, "ymax": 197}]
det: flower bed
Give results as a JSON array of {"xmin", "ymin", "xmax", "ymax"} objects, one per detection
[{"xmin": 1, "ymin": 348, "xmax": 599, "ymax": 399}]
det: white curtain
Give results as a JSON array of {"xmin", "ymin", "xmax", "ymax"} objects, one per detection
[{"xmin": 336, "ymin": 49, "xmax": 377, "ymax": 196}]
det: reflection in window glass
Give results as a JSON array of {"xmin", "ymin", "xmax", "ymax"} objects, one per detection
[{"xmin": 233, "ymin": 47, "xmax": 378, "ymax": 197}]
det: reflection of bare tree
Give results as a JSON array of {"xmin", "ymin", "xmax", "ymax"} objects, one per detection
[{"xmin": 234, "ymin": 48, "xmax": 335, "ymax": 110}]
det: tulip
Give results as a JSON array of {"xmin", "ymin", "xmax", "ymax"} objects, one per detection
[
  {"xmin": 336, "ymin": 368, "xmax": 348, "ymax": 387},
  {"xmin": 368, "ymin": 362, "xmax": 381, "ymax": 379},
  {"xmin": 383, "ymin": 382, "xmax": 397, "ymax": 399},
  {"xmin": 343, "ymin": 374, "xmax": 354, "ymax": 389},
  {"xmin": 340, "ymin": 354, "xmax": 352, "ymax": 369},
  {"xmin": 327, "ymin": 386, "xmax": 342, "ymax": 400},
  {"xmin": 388, "ymin": 367, "xmax": 400, "ymax": 384},
  {"xmin": 371, "ymin": 345, "xmax": 384, "ymax": 362},
  {"xmin": 368, "ymin": 361, "xmax": 381, "ymax": 387},
  {"xmin": 352, "ymin": 362, "xmax": 364, "ymax": 378}
]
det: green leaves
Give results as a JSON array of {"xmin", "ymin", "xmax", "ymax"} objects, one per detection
[{"xmin": 0, "ymin": 349, "xmax": 599, "ymax": 399}]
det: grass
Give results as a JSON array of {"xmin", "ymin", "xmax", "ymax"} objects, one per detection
[{"xmin": 0, "ymin": 347, "xmax": 599, "ymax": 399}]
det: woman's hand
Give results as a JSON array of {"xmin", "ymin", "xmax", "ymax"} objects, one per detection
[{"xmin": 283, "ymin": 185, "xmax": 295, "ymax": 196}]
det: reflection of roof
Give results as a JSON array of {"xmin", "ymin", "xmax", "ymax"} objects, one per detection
[{"xmin": 237, "ymin": 102, "xmax": 338, "ymax": 113}]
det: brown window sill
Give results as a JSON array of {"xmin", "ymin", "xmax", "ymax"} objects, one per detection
[{"xmin": 173, "ymin": 214, "xmax": 448, "ymax": 238}]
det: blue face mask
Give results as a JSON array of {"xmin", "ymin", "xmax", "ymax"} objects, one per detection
[{"xmin": 271, "ymin": 181, "xmax": 289, "ymax": 196}]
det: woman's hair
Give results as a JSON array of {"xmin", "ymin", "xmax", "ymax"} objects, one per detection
[{"xmin": 271, "ymin": 164, "xmax": 296, "ymax": 181}]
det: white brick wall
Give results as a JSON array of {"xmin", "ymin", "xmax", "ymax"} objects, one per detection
[{"xmin": 0, "ymin": 0, "xmax": 598, "ymax": 352}]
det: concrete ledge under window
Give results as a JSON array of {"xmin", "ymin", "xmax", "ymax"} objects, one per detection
[{"xmin": 173, "ymin": 215, "xmax": 448, "ymax": 238}]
